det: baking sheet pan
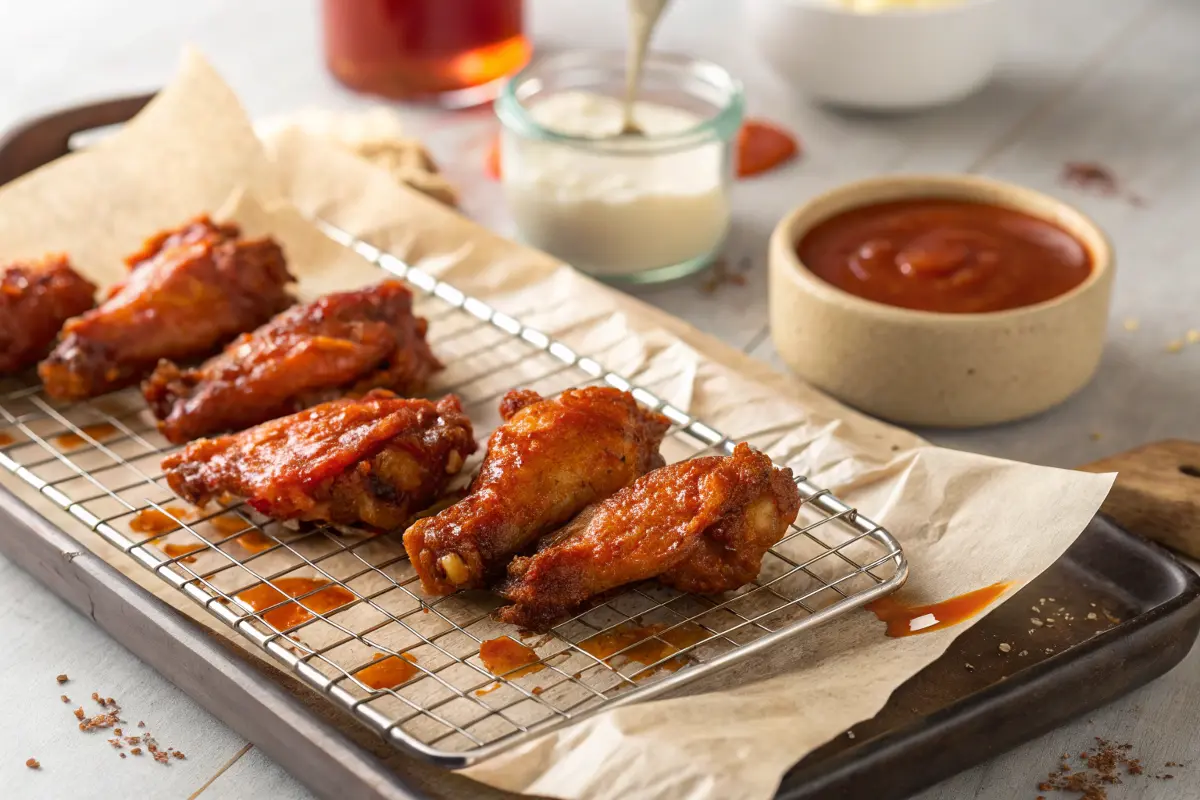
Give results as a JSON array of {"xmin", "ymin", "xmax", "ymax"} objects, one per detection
[{"xmin": 2, "ymin": 98, "xmax": 1198, "ymax": 800}]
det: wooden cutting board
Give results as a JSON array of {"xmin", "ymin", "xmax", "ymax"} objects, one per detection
[{"xmin": 1080, "ymin": 439, "xmax": 1200, "ymax": 558}]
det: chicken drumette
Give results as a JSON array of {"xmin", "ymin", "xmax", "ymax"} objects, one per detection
[
  {"xmin": 162, "ymin": 390, "xmax": 476, "ymax": 530},
  {"xmin": 144, "ymin": 280, "xmax": 441, "ymax": 443},
  {"xmin": 0, "ymin": 255, "xmax": 96, "ymax": 374},
  {"xmin": 496, "ymin": 444, "xmax": 801, "ymax": 630},
  {"xmin": 403, "ymin": 387, "xmax": 671, "ymax": 595},
  {"xmin": 39, "ymin": 216, "xmax": 294, "ymax": 400}
]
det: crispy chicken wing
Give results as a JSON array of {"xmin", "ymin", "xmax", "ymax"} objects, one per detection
[
  {"xmin": 39, "ymin": 217, "xmax": 294, "ymax": 400},
  {"xmin": 0, "ymin": 255, "xmax": 96, "ymax": 374},
  {"xmin": 162, "ymin": 390, "xmax": 476, "ymax": 530},
  {"xmin": 143, "ymin": 280, "xmax": 440, "ymax": 443},
  {"xmin": 403, "ymin": 387, "xmax": 671, "ymax": 595},
  {"xmin": 496, "ymin": 444, "xmax": 801, "ymax": 630}
]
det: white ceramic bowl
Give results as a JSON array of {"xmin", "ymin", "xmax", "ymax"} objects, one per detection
[
  {"xmin": 745, "ymin": 0, "xmax": 1007, "ymax": 111},
  {"xmin": 769, "ymin": 175, "xmax": 1114, "ymax": 428}
]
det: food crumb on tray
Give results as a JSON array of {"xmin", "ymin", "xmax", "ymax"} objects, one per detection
[{"xmin": 25, "ymin": 758, "xmax": 40, "ymax": 769}]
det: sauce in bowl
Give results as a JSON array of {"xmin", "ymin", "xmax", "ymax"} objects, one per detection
[{"xmin": 796, "ymin": 199, "xmax": 1092, "ymax": 314}]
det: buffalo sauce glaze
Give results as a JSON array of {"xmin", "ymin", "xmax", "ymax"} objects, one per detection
[
  {"xmin": 866, "ymin": 582, "xmax": 1013, "ymax": 637},
  {"xmin": 797, "ymin": 199, "xmax": 1091, "ymax": 313},
  {"xmin": 235, "ymin": 577, "xmax": 355, "ymax": 630}
]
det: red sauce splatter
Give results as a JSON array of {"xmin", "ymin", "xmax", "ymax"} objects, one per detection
[
  {"xmin": 209, "ymin": 514, "xmax": 248, "ymax": 537},
  {"xmin": 737, "ymin": 119, "xmax": 800, "ymax": 178},
  {"xmin": 475, "ymin": 636, "xmax": 545, "ymax": 696},
  {"xmin": 866, "ymin": 582, "xmax": 1013, "ymax": 637},
  {"xmin": 578, "ymin": 622, "xmax": 708, "ymax": 680},
  {"xmin": 236, "ymin": 530, "xmax": 275, "ymax": 553},
  {"xmin": 356, "ymin": 652, "xmax": 419, "ymax": 689},
  {"xmin": 130, "ymin": 506, "xmax": 189, "ymax": 535},
  {"xmin": 235, "ymin": 577, "xmax": 355, "ymax": 630},
  {"xmin": 161, "ymin": 542, "xmax": 206, "ymax": 563},
  {"xmin": 55, "ymin": 422, "xmax": 118, "ymax": 450},
  {"xmin": 0, "ymin": 432, "xmax": 14, "ymax": 446}
]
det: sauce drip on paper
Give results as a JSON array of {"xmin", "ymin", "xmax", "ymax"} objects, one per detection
[
  {"xmin": 235, "ymin": 577, "xmax": 355, "ymax": 631},
  {"xmin": 578, "ymin": 622, "xmax": 708, "ymax": 679},
  {"xmin": 476, "ymin": 636, "xmax": 545, "ymax": 695},
  {"xmin": 356, "ymin": 653, "xmax": 419, "ymax": 689},
  {"xmin": 55, "ymin": 422, "xmax": 118, "ymax": 450},
  {"xmin": 867, "ymin": 582, "xmax": 1013, "ymax": 637},
  {"xmin": 130, "ymin": 506, "xmax": 189, "ymax": 535}
]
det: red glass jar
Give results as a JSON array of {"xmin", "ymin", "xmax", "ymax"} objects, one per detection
[{"xmin": 322, "ymin": 0, "xmax": 530, "ymax": 106}]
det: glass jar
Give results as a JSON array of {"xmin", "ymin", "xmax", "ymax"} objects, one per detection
[
  {"xmin": 322, "ymin": 0, "xmax": 530, "ymax": 107},
  {"xmin": 494, "ymin": 50, "xmax": 745, "ymax": 284}
]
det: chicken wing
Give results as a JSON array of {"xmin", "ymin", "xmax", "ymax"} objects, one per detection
[
  {"xmin": 496, "ymin": 444, "xmax": 801, "ymax": 630},
  {"xmin": 162, "ymin": 390, "xmax": 476, "ymax": 530},
  {"xmin": 39, "ymin": 217, "xmax": 294, "ymax": 400},
  {"xmin": 0, "ymin": 255, "xmax": 96, "ymax": 374},
  {"xmin": 403, "ymin": 387, "xmax": 670, "ymax": 595},
  {"xmin": 143, "ymin": 280, "xmax": 440, "ymax": 443}
]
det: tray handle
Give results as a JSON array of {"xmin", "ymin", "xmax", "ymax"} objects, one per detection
[
  {"xmin": 1080, "ymin": 439, "xmax": 1200, "ymax": 558},
  {"xmin": 0, "ymin": 93, "xmax": 155, "ymax": 186}
]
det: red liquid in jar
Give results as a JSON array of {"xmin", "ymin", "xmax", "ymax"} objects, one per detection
[{"xmin": 322, "ymin": 0, "xmax": 530, "ymax": 101}]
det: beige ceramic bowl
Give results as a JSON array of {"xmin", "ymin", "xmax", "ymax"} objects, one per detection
[{"xmin": 769, "ymin": 175, "xmax": 1114, "ymax": 427}]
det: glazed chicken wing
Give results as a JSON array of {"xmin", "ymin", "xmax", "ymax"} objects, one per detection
[
  {"xmin": 144, "ymin": 280, "xmax": 441, "ymax": 443},
  {"xmin": 162, "ymin": 390, "xmax": 476, "ymax": 530},
  {"xmin": 403, "ymin": 387, "xmax": 670, "ymax": 595},
  {"xmin": 39, "ymin": 217, "xmax": 294, "ymax": 400},
  {"xmin": 496, "ymin": 444, "xmax": 801, "ymax": 631},
  {"xmin": 0, "ymin": 255, "xmax": 96, "ymax": 374}
]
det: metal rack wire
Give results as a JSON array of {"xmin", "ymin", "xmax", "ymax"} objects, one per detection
[{"xmin": 0, "ymin": 227, "xmax": 906, "ymax": 767}]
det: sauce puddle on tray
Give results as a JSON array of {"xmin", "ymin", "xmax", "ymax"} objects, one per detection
[
  {"xmin": 476, "ymin": 636, "xmax": 546, "ymax": 696},
  {"xmin": 867, "ymin": 581, "xmax": 1013, "ymax": 637},
  {"xmin": 235, "ymin": 577, "xmax": 355, "ymax": 630},
  {"xmin": 579, "ymin": 622, "xmax": 709, "ymax": 680},
  {"xmin": 356, "ymin": 652, "xmax": 420, "ymax": 689}
]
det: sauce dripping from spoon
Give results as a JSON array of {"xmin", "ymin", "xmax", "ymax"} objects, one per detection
[{"xmin": 620, "ymin": 0, "xmax": 672, "ymax": 136}]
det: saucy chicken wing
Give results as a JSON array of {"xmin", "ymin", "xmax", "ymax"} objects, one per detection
[
  {"xmin": 0, "ymin": 255, "xmax": 96, "ymax": 374},
  {"xmin": 496, "ymin": 444, "xmax": 801, "ymax": 630},
  {"xmin": 144, "ymin": 280, "xmax": 441, "ymax": 443},
  {"xmin": 162, "ymin": 390, "xmax": 476, "ymax": 530},
  {"xmin": 404, "ymin": 387, "xmax": 670, "ymax": 595},
  {"xmin": 39, "ymin": 217, "xmax": 294, "ymax": 400}
]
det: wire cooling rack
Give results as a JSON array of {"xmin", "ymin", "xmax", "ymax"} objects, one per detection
[{"xmin": 0, "ymin": 226, "xmax": 906, "ymax": 767}]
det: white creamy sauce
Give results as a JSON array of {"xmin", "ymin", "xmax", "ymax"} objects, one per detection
[{"xmin": 503, "ymin": 91, "xmax": 729, "ymax": 275}]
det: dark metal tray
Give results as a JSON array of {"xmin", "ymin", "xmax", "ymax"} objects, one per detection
[{"xmin": 2, "ymin": 98, "xmax": 1199, "ymax": 800}]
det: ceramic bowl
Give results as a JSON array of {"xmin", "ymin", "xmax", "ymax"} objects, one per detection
[
  {"xmin": 744, "ymin": 0, "xmax": 1008, "ymax": 111},
  {"xmin": 768, "ymin": 174, "xmax": 1114, "ymax": 427}
]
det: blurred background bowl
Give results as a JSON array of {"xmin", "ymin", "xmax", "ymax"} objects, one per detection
[{"xmin": 745, "ymin": 0, "xmax": 1008, "ymax": 111}]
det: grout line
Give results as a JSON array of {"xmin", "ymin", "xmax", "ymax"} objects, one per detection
[
  {"xmin": 966, "ymin": 0, "xmax": 1168, "ymax": 175},
  {"xmin": 742, "ymin": 325, "xmax": 771, "ymax": 355},
  {"xmin": 187, "ymin": 742, "xmax": 253, "ymax": 800}
]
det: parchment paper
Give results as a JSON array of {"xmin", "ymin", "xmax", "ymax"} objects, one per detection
[{"xmin": 0, "ymin": 50, "xmax": 1114, "ymax": 800}]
